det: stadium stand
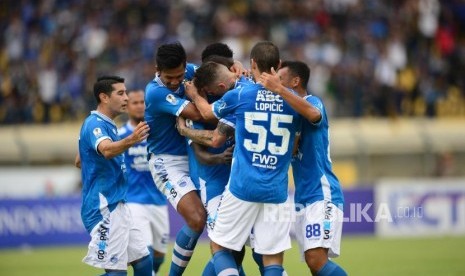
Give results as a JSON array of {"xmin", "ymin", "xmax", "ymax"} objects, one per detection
[{"xmin": 1, "ymin": 0, "xmax": 465, "ymax": 123}]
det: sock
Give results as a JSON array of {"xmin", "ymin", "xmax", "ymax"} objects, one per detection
[
  {"xmin": 202, "ymin": 259, "xmax": 216, "ymax": 276},
  {"xmin": 213, "ymin": 249, "xmax": 239, "ymax": 276},
  {"xmin": 263, "ymin": 265, "xmax": 284, "ymax": 276},
  {"xmin": 238, "ymin": 266, "xmax": 246, "ymax": 276},
  {"xmin": 132, "ymin": 254, "xmax": 153, "ymax": 276},
  {"xmin": 153, "ymin": 255, "xmax": 165, "ymax": 274},
  {"xmin": 148, "ymin": 246, "xmax": 165, "ymax": 274},
  {"xmin": 232, "ymin": 247, "xmax": 246, "ymax": 276},
  {"xmin": 252, "ymin": 250, "xmax": 264, "ymax": 275},
  {"xmin": 102, "ymin": 271, "xmax": 127, "ymax": 276},
  {"xmin": 169, "ymin": 225, "xmax": 202, "ymax": 276},
  {"xmin": 317, "ymin": 260, "xmax": 347, "ymax": 276}
]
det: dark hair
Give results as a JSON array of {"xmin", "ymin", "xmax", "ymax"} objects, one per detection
[
  {"xmin": 156, "ymin": 42, "xmax": 187, "ymax": 71},
  {"xmin": 201, "ymin": 42, "xmax": 233, "ymax": 62},
  {"xmin": 250, "ymin": 41, "xmax": 280, "ymax": 73},
  {"xmin": 281, "ymin": 61, "xmax": 311, "ymax": 89},
  {"xmin": 203, "ymin": 55, "xmax": 234, "ymax": 68},
  {"xmin": 93, "ymin": 75, "xmax": 125, "ymax": 103},
  {"xmin": 193, "ymin": 61, "xmax": 222, "ymax": 90}
]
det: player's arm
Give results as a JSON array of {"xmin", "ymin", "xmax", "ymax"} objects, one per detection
[
  {"xmin": 97, "ymin": 122, "xmax": 149, "ymax": 159},
  {"xmin": 184, "ymin": 81, "xmax": 216, "ymax": 121},
  {"xmin": 177, "ymin": 117, "xmax": 232, "ymax": 148},
  {"xmin": 292, "ymin": 132, "xmax": 300, "ymax": 156},
  {"xmin": 74, "ymin": 153, "xmax": 81, "ymax": 169},
  {"xmin": 258, "ymin": 68, "xmax": 321, "ymax": 123},
  {"xmin": 179, "ymin": 102, "xmax": 203, "ymax": 122},
  {"xmin": 191, "ymin": 143, "xmax": 233, "ymax": 166}
]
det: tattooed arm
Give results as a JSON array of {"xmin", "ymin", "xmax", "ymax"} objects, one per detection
[{"xmin": 177, "ymin": 117, "xmax": 234, "ymax": 148}]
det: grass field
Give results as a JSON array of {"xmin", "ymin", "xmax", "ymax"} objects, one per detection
[{"xmin": 0, "ymin": 236, "xmax": 464, "ymax": 275}]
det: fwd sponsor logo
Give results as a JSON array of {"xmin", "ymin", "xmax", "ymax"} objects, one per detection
[{"xmin": 252, "ymin": 153, "xmax": 277, "ymax": 165}]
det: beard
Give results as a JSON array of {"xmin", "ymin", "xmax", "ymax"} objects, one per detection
[{"xmin": 132, "ymin": 115, "xmax": 145, "ymax": 124}]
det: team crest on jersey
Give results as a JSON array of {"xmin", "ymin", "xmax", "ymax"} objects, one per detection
[
  {"xmin": 218, "ymin": 101, "xmax": 227, "ymax": 113},
  {"xmin": 166, "ymin": 94, "xmax": 178, "ymax": 105},
  {"xmin": 93, "ymin": 127, "xmax": 103, "ymax": 138},
  {"xmin": 110, "ymin": 255, "xmax": 118, "ymax": 264}
]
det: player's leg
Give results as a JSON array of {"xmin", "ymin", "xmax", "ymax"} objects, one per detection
[
  {"xmin": 169, "ymin": 191, "xmax": 205, "ymax": 275},
  {"xmin": 130, "ymin": 255, "xmax": 153, "ymax": 276},
  {"xmin": 149, "ymin": 155, "xmax": 206, "ymax": 275},
  {"xmin": 150, "ymin": 204, "xmax": 170, "ymax": 274},
  {"xmin": 248, "ymin": 229, "xmax": 264, "ymax": 275},
  {"xmin": 209, "ymin": 188, "xmax": 259, "ymax": 276},
  {"xmin": 82, "ymin": 203, "xmax": 133, "ymax": 275},
  {"xmin": 201, "ymin": 193, "xmax": 220, "ymax": 276},
  {"xmin": 200, "ymin": 181, "xmax": 245, "ymax": 275},
  {"xmin": 254, "ymin": 201, "xmax": 293, "ymax": 276},
  {"xmin": 231, "ymin": 246, "xmax": 246, "ymax": 276},
  {"xmin": 262, "ymin": 252, "xmax": 285, "ymax": 276},
  {"xmin": 252, "ymin": 248, "xmax": 264, "ymax": 275},
  {"xmin": 100, "ymin": 271, "xmax": 127, "ymax": 276},
  {"xmin": 304, "ymin": 247, "xmax": 345, "ymax": 276},
  {"xmin": 127, "ymin": 203, "xmax": 160, "ymax": 274},
  {"xmin": 295, "ymin": 201, "xmax": 346, "ymax": 276},
  {"xmin": 125, "ymin": 204, "xmax": 152, "ymax": 276}
]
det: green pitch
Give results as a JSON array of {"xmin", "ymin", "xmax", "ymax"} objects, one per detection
[{"xmin": 0, "ymin": 236, "xmax": 464, "ymax": 275}]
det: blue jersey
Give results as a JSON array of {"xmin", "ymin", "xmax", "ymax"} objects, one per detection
[
  {"xmin": 292, "ymin": 95, "xmax": 344, "ymax": 209},
  {"xmin": 190, "ymin": 117, "xmax": 235, "ymax": 201},
  {"xmin": 145, "ymin": 63, "xmax": 197, "ymax": 156},
  {"xmin": 186, "ymin": 76, "xmax": 249, "ymax": 194},
  {"xmin": 186, "ymin": 136, "xmax": 200, "ymax": 189},
  {"xmin": 78, "ymin": 111, "xmax": 126, "ymax": 233},
  {"xmin": 118, "ymin": 122, "xmax": 166, "ymax": 206},
  {"xmin": 212, "ymin": 83, "xmax": 300, "ymax": 204}
]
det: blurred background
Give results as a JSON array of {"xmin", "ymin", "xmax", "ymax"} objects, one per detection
[{"xmin": 0, "ymin": 0, "xmax": 464, "ymax": 274}]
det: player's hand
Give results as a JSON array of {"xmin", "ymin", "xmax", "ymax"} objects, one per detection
[
  {"xmin": 230, "ymin": 60, "xmax": 248, "ymax": 77},
  {"xmin": 220, "ymin": 145, "xmax": 234, "ymax": 164},
  {"xmin": 176, "ymin": 116, "xmax": 187, "ymax": 136},
  {"xmin": 131, "ymin": 121, "xmax": 150, "ymax": 143},
  {"xmin": 184, "ymin": 81, "xmax": 201, "ymax": 102},
  {"xmin": 258, "ymin": 67, "xmax": 282, "ymax": 94}
]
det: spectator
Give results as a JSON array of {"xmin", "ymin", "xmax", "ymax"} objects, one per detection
[{"xmin": 1, "ymin": 0, "xmax": 465, "ymax": 123}]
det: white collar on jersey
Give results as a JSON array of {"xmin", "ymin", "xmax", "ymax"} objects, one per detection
[
  {"xmin": 91, "ymin": 110, "xmax": 117, "ymax": 127},
  {"xmin": 154, "ymin": 73, "xmax": 182, "ymax": 95}
]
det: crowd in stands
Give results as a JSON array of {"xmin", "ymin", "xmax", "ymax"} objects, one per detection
[{"xmin": 1, "ymin": 0, "xmax": 465, "ymax": 124}]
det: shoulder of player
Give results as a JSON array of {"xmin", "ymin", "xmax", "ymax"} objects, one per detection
[
  {"xmin": 146, "ymin": 84, "xmax": 182, "ymax": 102},
  {"xmin": 305, "ymin": 94, "xmax": 324, "ymax": 108}
]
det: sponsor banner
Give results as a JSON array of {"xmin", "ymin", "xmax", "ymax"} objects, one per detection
[
  {"xmin": 0, "ymin": 197, "xmax": 88, "ymax": 248},
  {"xmin": 342, "ymin": 187, "xmax": 375, "ymax": 235},
  {"xmin": 375, "ymin": 178, "xmax": 465, "ymax": 237},
  {"xmin": 0, "ymin": 197, "xmax": 202, "ymax": 248},
  {"xmin": 0, "ymin": 187, "xmax": 378, "ymax": 248}
]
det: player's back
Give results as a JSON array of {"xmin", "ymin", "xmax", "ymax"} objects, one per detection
[{"xmin": 213, "ymin": 83, "xmax": 300, "ymax": 204}]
